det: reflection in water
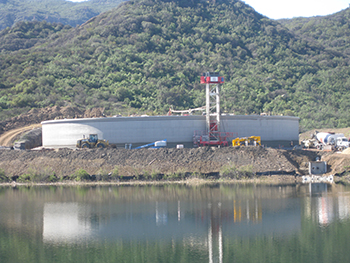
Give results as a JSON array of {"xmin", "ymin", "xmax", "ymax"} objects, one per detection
[
  {"xmin": 1, "ymin": 184, "xmax": 350, "ymax": 263},
  {"xmin": 43, "ymin": 203, "xmax": 92, "ymax": 243},
  {"xmin": 339, "ymin": 195, "xmax": 350, "ymax": 220},
  {"xmin": 302, "ymin": 183, "xmax": 350, "ymax": 226},
  {"xmin": 155, "ymin": 201, "xmax": 168, "ymax": 226}
]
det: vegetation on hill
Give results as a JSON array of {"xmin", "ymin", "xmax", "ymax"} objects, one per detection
[
  {"xmin": 0, "ymin": 0, "xmax": 350, "ymax": 131},
  {"xmin": 0, "ymin": 0, "xmax": 126, "ymax": 31},
  {"xmin": 0, "ymin": 21, "xmax": 72, "ymax": 52},
  {"xmin": 279, "ymin": 7, "xmax": 350, "ymax": 56}
]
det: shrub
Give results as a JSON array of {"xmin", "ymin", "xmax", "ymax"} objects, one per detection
[
  {"xmin": 220, "ymin": 163, "xmax": 239, "ymax": 178},
  {"xmin": 0, "ymin": 169, "xmax": 9, "ymax": 183},
  {"xmin": 72, "ymin": 169, "xmax": 90, "ymax": 181},
  {"xmin": 17, "ymin": 174, "xmax": 31, "ymax": 183},
  {"xmin": 238, "ymin": 165, "xmax": 254, "ymax": 178},
  {"xmin": 220, "ymin": 163, "xmax": 255, "ymax": 179},
  {"xmin": 96, "ymin": 168, "xmax": 110, "ymax": 181},
  {"xmin": 110, "ymin": 166, "xmax": 120, "ymax": 180}
]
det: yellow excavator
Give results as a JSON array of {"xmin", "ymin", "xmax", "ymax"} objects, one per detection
[
  {"xmin": 76, "ymin": 134, "xmax": 109, "ymax": 148},
  {"xmin": 232, "ymin": 136, "xmax": 261, "ymax": 147}
]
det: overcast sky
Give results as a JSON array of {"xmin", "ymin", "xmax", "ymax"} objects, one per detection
[{"xmin": 66, "ymin": 0, "xmax": 350, "ymax": 19}]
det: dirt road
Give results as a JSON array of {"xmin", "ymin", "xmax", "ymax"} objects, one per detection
[{"xmin": 0, "ymin": 124, "xmax": 41, "ymax": 147}]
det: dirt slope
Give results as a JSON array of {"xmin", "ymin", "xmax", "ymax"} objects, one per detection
[
  {"xmin": 0, "ymin": 124, "xmax": 41, "ymax": 147},
  {"xmin": 0, "ymin": 147, "xmax": 320, "ymax": 179}
]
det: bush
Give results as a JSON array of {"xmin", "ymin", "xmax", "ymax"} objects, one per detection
[
  {"xmin": 0, "ymin": 169, "xmax": 10, "ymax": 183},
  {"xmin": 17, "ymin": 174, "xmax": 31, "ymax": 183},
  {"xmin": 110, "ymin": 166, "xmax": 120, "ymax": 180},
  {"xmin": 96, "ymin": 168, "xmax": 110, "ymax": 181},
  {"xmin": 220, "ymin": 163, "xmax": 255, "ymax": 179},
  {"xmin": 238, "ymin": 165, "xmax": 254, "ymax": 178},
  {"xmin": 72, "ymin": 169, "xmax": 90, "ymax": 181},
  {"xmin": 220, "ymin": 163, "xmax": 239, "ymax": 178}
]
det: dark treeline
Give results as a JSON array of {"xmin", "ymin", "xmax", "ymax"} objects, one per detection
[{"xmin": 1, "ymin": 0, "xmax": 350, "ymax": 131}]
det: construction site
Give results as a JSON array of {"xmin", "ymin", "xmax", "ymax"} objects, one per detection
[
  {"xmin": 4, "ymin": 72, "xmax": 350, "ymax": 182},
  {"xmin": 41, "ymin": 72, "xmax": 299, "ymax": 149}
]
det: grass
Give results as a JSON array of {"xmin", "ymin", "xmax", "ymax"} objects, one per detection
[{"xmin": 220, "ymin": 163, "xmax": 254, "ymax": 179}]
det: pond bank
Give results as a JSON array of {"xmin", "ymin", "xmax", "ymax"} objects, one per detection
[{"xmin": 0, "ymin": 146, "xmax": 349, "ymax": 184}]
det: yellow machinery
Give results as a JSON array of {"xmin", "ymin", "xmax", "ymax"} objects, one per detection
[
  {"xmin": 232, "ymin": 136, "xmax": 261, "ymax": 147},
  {"xmin": 76, "ymin": 134, "xmax": 109, "ymax": 148}
]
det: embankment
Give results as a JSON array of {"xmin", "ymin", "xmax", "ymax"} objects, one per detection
[{"xmin": 0, "ymin": 146, "xmax": 324, "ymax": 182}]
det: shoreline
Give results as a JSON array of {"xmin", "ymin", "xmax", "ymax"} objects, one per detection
[{"xmin": 0, "ymin": 175, "xmax": 345, "ymax": 187}]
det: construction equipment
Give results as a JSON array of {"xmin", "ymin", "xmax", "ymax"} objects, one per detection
[
  {"xmin": 303, "ymin": 131, "xmax": 350, "ymax": 151},
  {"xmin": 315, "ymin": 131, "xmax": 349, "ymax": 151},
  {"xmin": 133, "ymin": 139, "xmax": 167, "ymax": 149},
  {"xmin": 168, "ymin": 107, "xmax": 206, "ymax": 116},
  {"xmin": 301, "ymin": 138, "xmax": 318, "ymax": 149},
  {"xmin": 76, "ymin": 134, "xmax": 109, "ymax": 148},
  {"xmin": 232, "ymin": 136, "xmax": 261, "ymax": 147},
  {"xmin": 194, "ymin": 131, "xmax": 233, "ymax": 147}
]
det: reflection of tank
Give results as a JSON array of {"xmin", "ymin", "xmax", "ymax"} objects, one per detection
[
  {"xmin": 43, "ymin": 203, "xmax": 92, "ymax": 243},
  {"xmin": 338, "ymin": 196, "xmax": 350, "ymax": 220},
  {"xmin": 40, "ymin": 196, "xmax": 301, "ymax": 245},
  {"xmin": 318, "ymin": 197, "xmax": 334, "ymax": 225}
]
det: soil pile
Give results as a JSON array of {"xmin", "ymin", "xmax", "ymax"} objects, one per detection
[{"xmin": 0, "ymin": 147, "xmax": 320, "ymax": 179}]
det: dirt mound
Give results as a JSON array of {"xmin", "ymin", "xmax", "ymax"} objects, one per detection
[
  {"xmin": 15, "ymin": 128, "xmax": 42, "ymax": 150},
  {"xmin": 0, "ymin": 124, "xmax": 41, "ymax": 147},
  {"xmin": 84, "ymin": 108, "xmax": 105, "ymax": 118},
  {"xmin": 322, "ymin": 153, "xmax": 350, "ymax": 175},
  {"xmin": 342, "ymin": 148, "xmax": 350, "ymax": 154},
  {"xmin": 0, "ymin": 147, "xmax": 320, "ymax": 178}
]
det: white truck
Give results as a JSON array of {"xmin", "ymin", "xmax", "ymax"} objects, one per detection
[{"xmin": 313, "ymin": 131, "xmax": 350, "ymax": 151}]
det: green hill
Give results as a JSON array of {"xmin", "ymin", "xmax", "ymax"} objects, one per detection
[
  {"xmin": 279, "ymin": 7, "xmax": 350, "ymax": 56},
  {"xmin": 0, "ymin": 0, "xmax": 126, "ymax": 31},
  {"xmin": 1, "ymin": 0, "xmax": 350, "ymax": 131}
]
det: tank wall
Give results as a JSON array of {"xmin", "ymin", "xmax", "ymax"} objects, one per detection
[
  {"xmin": 42, "ymin": 115, "xmax": 299, "ymax": 148},
  {"xmin": 221, "ymin": 115, "xmax": 299, "ymax": 141}
]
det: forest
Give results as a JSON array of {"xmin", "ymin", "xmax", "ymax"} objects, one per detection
[
  {"xmin": 0, "ymin": 0, "xmax": 126, "ymax": 31},
  {"xmin": 1, "ymin": 0, "xmax": 350, "ymax": 131}
]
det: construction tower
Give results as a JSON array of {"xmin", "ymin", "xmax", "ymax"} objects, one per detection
[
  {"xmin": 200, "ymin": 72, "xmax": 224, "ymax": 135},
  {"xmin": 193, "ymin": 72, "xmax": 233, "ymax": 147}
]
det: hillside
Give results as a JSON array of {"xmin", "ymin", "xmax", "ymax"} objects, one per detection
[
  {"xmin": 0, "ymin": 0, "xmax": 126, "ymax": 31},
  {"xmin": 1, "ymin": 0, "xmax": 350, "ymax": 131},
  {"xmin": 0, "ymin": 21, "xmax": 72, "ymax": 52},
  {"xmin": 279, "ymin": 7, "xmax": 350, "ymax": 56}
]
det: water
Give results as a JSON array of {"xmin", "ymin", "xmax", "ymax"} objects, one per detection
[{"xmin": 0, "ymin": 183, "xmax": 350, "ymax": 263}]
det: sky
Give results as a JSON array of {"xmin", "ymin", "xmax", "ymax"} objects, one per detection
[
  {"xmin": 66, "ymin": 0, "xmax": 350, "ymax": 20},
  {"xmin": 243, "ymin": 0, "xmax": 349, "ymax": 19}
]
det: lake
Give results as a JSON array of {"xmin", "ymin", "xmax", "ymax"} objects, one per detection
[{"xmin": 0, "ymin": 183, "xmax": 350, "ymax": 263}]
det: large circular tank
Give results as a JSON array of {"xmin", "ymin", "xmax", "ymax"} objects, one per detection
[{"xmin": 41, "ymin": 115, "xmax": 299, "ymax": 148}]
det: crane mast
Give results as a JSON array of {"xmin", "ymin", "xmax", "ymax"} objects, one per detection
[
  {"xmin": 201, "ymin": 72, "xmax": 224, "ymax": 139},
  {"xmin": 194, "ymin": 72, "xmax": 233, "ymax": 147}
]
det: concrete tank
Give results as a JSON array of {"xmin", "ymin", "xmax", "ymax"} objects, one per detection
[{"xmin": 41, "ymin": 115, "xmax": 299, "ymax": 148}]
